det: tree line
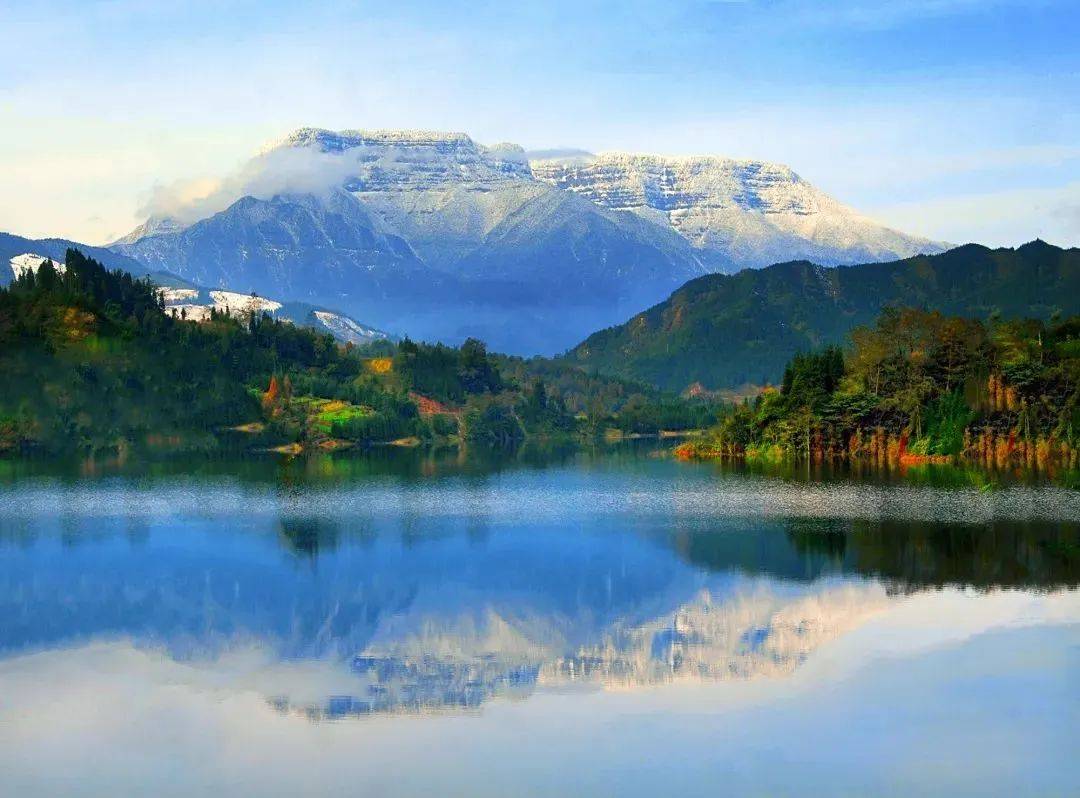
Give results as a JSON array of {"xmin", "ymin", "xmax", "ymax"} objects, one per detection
[{"xmin": 678, "ymin": 306, "xmax": 1080, "ymax": 471}]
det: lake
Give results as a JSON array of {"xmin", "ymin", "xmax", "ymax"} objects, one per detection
[{"xmin": 0, "ymin": 445, "xmax": 1077, "ymax": 797}]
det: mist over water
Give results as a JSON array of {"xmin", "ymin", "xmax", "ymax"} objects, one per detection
[{"xmin": 4, "ymin": 446, "xmax": 1078, "ymax": 525}]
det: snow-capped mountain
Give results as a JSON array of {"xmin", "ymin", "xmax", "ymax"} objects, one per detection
[
  {"xmin": 0, "ymin": 231, "xmax": 153, "ymax": 287},
  {"xmin": 310, "ymin": 310, "xmax": 386, "ymax": 346},
  {"xmin": 279, "ymin": 127, "xmax": 533, "ymax": 187},
  {"xmin": 112, "ymin": 127, "xmax": 945, "ymax": 354},
  {"xmin": 530, "ymin": 151, "xmax": 944, "ymax": 270},
  {"xmin": 110, "ymin": 215, "xmax": 185, "ymax": 246}
]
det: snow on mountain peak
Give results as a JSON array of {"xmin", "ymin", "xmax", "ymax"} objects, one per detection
[
  {"xmin": 281, "ymin": 127, "xmax": 475, "ymax": 149},
  {"xmin": 110, "ymin": 216, "xmax": 185, "ymax": 246},
  {"xmin": 269, "ymin": 127, "xmax": 533, "ymax": 191},
  {"xmin": 529, "ymin": 150, "xmax": 943, "ymax": 266},
  {"xmin": 530, "ymin": 151, "xmax": 823, "ymax": 217},
  {"xmin": 312, "ymin": 310, "xmax": 386, "ymax": 344}
]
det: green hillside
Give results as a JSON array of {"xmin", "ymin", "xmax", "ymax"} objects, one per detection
[
  {"xmin": 566, "ymin": 241, "xmax": 1080, "ymax": 392},
  {"xmin": 0, "ymin": 250, "xmax": 714, "ymax": 457}
]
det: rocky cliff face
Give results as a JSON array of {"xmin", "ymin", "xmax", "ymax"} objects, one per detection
[
  {"xmin": 279, "ymin": 127, "xmax": 533, "ymax": 189},
  {"xmin": 530, "ymin": 152, "xmax": 944, "ymax": 270}
]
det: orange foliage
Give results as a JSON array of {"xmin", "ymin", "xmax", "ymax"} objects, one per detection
[
  {"xmin": 1004, "ymin": 386, "xmax": 1019, "ymax": 412},
  {"xmin": 365, "ymin": 357, "xmax": 393, "ymax": 374},
  {"xmin": 848, "ymin": 430, "xmax": 863, "ymax": 459},
  {"xmin": 262, "ymin": 375, "xmax": 282, "ymax": 416},
  {"xmin": 408, "ymin": 392, "xmax": 457, "ymax": 418},
  {"xmin": 673, "ymin": 442, "xmax": 696, "ymax": 460}
]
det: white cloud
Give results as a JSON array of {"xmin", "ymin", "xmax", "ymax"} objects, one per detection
[
  {"xmin": 870, "ymin": 181, "xmax": 1080, "ymax": 247},
  {"xmin": 138, "ymin": 146, "xmax": 365, "ymax": 225}
]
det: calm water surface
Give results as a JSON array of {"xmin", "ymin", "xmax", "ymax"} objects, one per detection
[{"xmin": 0, "ymin": 446, "xmax": 1077, "ymax": 797}]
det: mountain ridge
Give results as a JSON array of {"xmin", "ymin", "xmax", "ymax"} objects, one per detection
[
  {"xmin": 530, "ymin": 150, "xmax": 945, "ymax": 271},
  {"xmin": 3, "ymin": 232, "xmax": 388, "ymax": 346},
  {"xmin": 566, "ymin": 240, "xmax": 1080, "ymax": 391},
  {"xmin": 1, "ymin": 231, "xmax": 154, "ymax": 285}
]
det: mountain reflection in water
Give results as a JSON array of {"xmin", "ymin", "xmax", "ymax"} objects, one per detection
[{"xmin": 0, "ymin": 446, "xmax": 1076, "ymax": 723}]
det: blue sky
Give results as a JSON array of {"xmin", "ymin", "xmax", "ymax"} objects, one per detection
[{"xmin": 1, "ymin": 0, "xmax": 1077, "ymax": 245}]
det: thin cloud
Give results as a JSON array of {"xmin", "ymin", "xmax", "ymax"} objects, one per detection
[{"xmin": 138, "ymin": 146, "xmax": 365, "ymax": 224}]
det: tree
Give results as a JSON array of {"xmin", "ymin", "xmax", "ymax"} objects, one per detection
[
  {"xmin": 458, "ymin": 337, "xmax": 501, "ymax": 394},
  {"xmin": 462, "ymin": 395, "xmax": 525, "ymax": 446}
]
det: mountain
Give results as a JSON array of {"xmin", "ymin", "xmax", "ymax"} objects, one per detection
[
  {"xmin": 112, "ymin": 190, "xmax": 437, "ymax": 325},
  {"xmin": 112, "ymin": 127, "xmax": 945, "ymax": 354},
  {"xmin": 0, "ymin": 249, "xmax": 710, "ymax": 456},
  {"xmin": 110, "ymin": 216, "xmax": 185, "ymax": 246},
  {"xmin": 156, "ymin": 285, "xmax": 388, "ymax": 345},
  {"xmin": 0, "ymin": 231, "xmax": 154, "ymax": 286},
  {"xmin": 529, "ymin": 151, "xmax": 946, "ymax": 271},
  {"xmin": 566, "ymin": 240, "xmax": 1080, "ymax": 392},
  {"xmin": 250, "ymin": 127, "xmax": 550, "ymax": 273},
  {"xmin": 456, "ymin": 189, "xmax": 705, "ymax": 303}
]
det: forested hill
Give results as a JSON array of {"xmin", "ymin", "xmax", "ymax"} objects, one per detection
[
  {"xmin": 0, "ymin": 249, "xmax": 716, "ymax": 456},
  {"xmin": 566, "ymin": 240, "xmax": 1080, "ymax": 392}
]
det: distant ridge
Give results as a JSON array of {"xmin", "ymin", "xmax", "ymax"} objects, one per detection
[{"xmin": 566, "ymin": 240, "xmax": 1080, "ymax": 392}]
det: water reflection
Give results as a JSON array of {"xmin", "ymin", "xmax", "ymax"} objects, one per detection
[
  {"xmin": 1, "ymin": 447, "xmax": 1076, "ymax": 728},
  {"xmin": 1, "ymin": 447, "xmax": 1078, "ymax": 795}
]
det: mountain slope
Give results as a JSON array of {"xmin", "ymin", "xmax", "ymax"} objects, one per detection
[
  {"xmin": 110, "ymin": 216, "xmax": 185, "ymax": 246},
  {"xmin": 458, "ymin": 189, "xmax": 706, "ymax": 301},
  {"xmin": 3, "ymin": 232, "xmax": 389, "ymax": 346},
  {"xmin": 567, "ymin": 240, "xmax": 1080, "ymax": 391},
  {"xmin": 155, "ymin": 283, "xmax": 388, "ymax": 344},
  {"xmin": 113, "ymin": 190, "xmax": 439, "ymax": 330},
  {"xmin": 112, "ymin": 132, "xmax": 715, "ymax": 352},
  {"xmin": 292, "ymin": 127, "xmax": 709, "ymax": 299},
  {"xmin": 358, "ymin": 182, "xmax": 552, "ymax": 270}
]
